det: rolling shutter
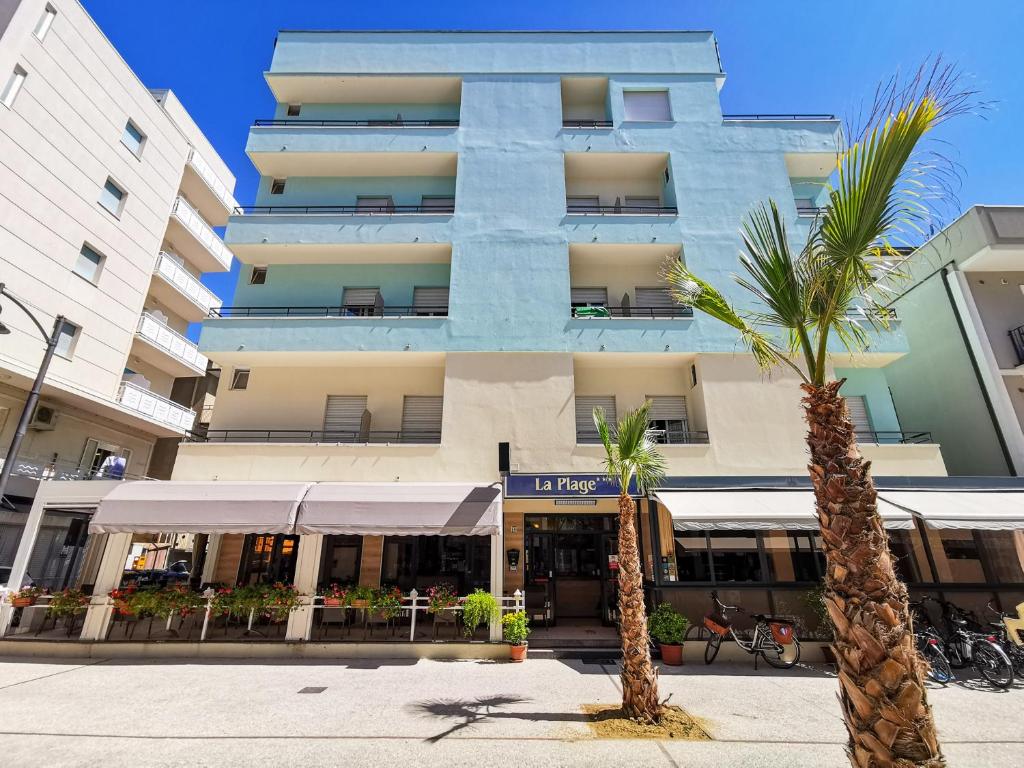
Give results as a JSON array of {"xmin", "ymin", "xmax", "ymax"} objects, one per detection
[
  {"xmin": 570, "ymin": 287, "xmax": 608, "ymax": 306},
  {"xmin": 356, "ymin": 196, "xmax": 394, "ymax": 212},
  {"xmin": 413, "ymin": 287, "xmax": 449, "ymax": 315},
  {"xmin": 646, "ymin": 396, "xmax": 688, "ymax": 424},
  {"xmin": 342, "ymin": 288, "xmax": 380, "ymax": 307},
  {"xmin": 846, "ymin": 396, "xmax": 873, "ymax": 440},
  {"xmin": 575, "ymin": 395, "xmax": 615, "ymax": 443},
  {"xmin": 401, "ymin": 396, "xmax": 443, "ymax": 443},
  {"xmin": 567, "ymin": 196, "xmax": 600, "ymax": 212},
  {"xmin": 323, "ymin": 396, "xmax": 368, "ymax": 441},
  {"xmin": 634, "ymin": 287, "xmax": 676, "ymax": 310}
]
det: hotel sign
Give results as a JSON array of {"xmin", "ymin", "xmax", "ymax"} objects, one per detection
[{"xmin": 504, "ymin": 473, "xmax": 639, "ymax": 498}]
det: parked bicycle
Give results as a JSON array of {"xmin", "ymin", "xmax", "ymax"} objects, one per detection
[
  {"xmin": 702, "ymin": 591, "xmax": 800, "ymax": 669},
  {"xmin": 921, "ymin": 597, "xmax": 1014, "ymax": 689},
  {"xmin": 908, "ymin": 600, "xmax": 954, "ymax": 684},
  {"xmin": 984, "ymin": 600, "xmax": 1024, "ymax": 677}
]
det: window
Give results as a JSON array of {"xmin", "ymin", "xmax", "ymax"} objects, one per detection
[
  {"xmin": 1, "ymin": 65, "xmax": 27, "ymax": 108},
  {"xmin": 674, "ymin": 532, "xmax": 712, "ymax": 581},
  {"xmin": 341, "ymin": 287, "xmax": 381, "ymax": 316},
  {"xmin": 249, "ymin": 266, "xmax": 267, "ymax": 285},
  {"xmin": 938, "ymin": 531, "xmax": 985, "ymax": 582},
  {"xmin": 575, "ymin": 395, "xmax": 615, "ymax": 443},
  {"xmin": 623, "ymin": 90, "xmax": 671, "ymax": 121},
  {"xmin": 286, "ymin": 104, "xmax": 301, "ymax": 117},
  {"xmin": 270, "ymin": 178, "xmax": 286, "ymax": 195},
  {"xmin": 709, "ymin": 532, "xmax": 764, "ymax": 582},
  {"xmin": 229, "ymin": 368, "xmax": 250, "ymax": 390},
  {"xmin": 567, "ymin": 196, "xmax": 600, "ymax": 213},
  {"xmin": 763, "ymin": 531, "xmax": 825, "ymax": 582},
  {"xmin": 401, "ymin": 395, "xmax": 443, "ymax": 443},
  {"xmin": 570, "ymin": 287, "xmax": 608, "ymax": 308},
  {"xmin": 795, "ymin": 198, "xmax": 818, "ymax": 216},
  {"xmin": 73, "ymin": 244, "xmax": 104, "ymax": 283},
  {"xmin": 420, "ymin": 196, "xmax": 455, "ymax": 212},
  {"xmin": 646, "ymin": 395, "xmax": 689, "ymax": 443},
  {"xmin": 356, "ymin": 196, "xmax": 395, "ymax": 213},
  {"xmin": 323, "ymin": 395, "xmax": 369, "ymax": 441},
  {"xmin": 98, "ymin": 178, "xmax": 126, "ymax": 217},
  {"xmin": 54, "ymin": 320, "xmax": 80, "ymax": 359},
  {"xmin": 412, "ymin": 287, "xmax": 449, "ymax": 316},
  {"xmin": 634, "ymin": 287, "xmax": 684, "ymax": 316},
  {"xmin": 34, "ymin": 4, "xmax": 57, "ymax": 41},
  {"xmin": 121, "ymin": 120, "xmax": 145, "ymax": 157}
]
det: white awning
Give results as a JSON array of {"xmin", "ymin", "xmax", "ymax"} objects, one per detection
[
  {"xmin": 90, "ymin": 481, "xmax": 312, "ymax": 534},
  {"xmin": 653, "ymin": 490, "xmax": 913, "ymax": 531},
  {"xmin": 297, "ymin": 482, "xmax": 502, "ymax": 536},
  {"xmin": 879, "ymin": 491, "xmax": 1024, "ymax": 530}
]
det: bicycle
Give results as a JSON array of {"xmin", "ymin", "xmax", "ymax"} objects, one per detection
[
  {"xmin": 702, "ymin": 591, "xmax": 800, "ymax": 669},
  {"xmin": 909, "ymin": 600, "xmax": 954, "ymax": 684},
  {"xmin": 922, "ymin": 597, "xmax": 1014, "ymax": 689},
  {"xmin": 984, "ymin": 600, "xmax": 1024, "ymax": 677}
]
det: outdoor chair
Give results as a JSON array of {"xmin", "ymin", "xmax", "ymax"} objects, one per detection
[
  {"xmin": 365, "ymin": 608, "xmax": 396, "ymax": 639},
  {"xmin": 431, "ymin": 608, "xmax": 460, "ymax": 640},
  {"xmin": 318, "ymin": 606, "xmax": 350, "ymax": 640}
]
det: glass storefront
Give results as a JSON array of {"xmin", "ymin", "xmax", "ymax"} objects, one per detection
[
  {"xmin": 381, "ymin": 535, "xmax": 491, "ymax": 593},
  {"xmin": 238, "ymin": 534, "xmax": 299, "ymax": 585}
]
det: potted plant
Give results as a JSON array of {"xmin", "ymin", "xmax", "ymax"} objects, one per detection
[
  {"xmin": 47, "ymin": 588, "xmax": 90, "ymax": 619},
  {"xmin": 648, "ymin": 603, "xmax": 689, "ymax": 666},
  {"xmin": 321, "ymin": 583, "xmax": 349, "ymax": 608},
  {"xmin": 426, "ymin": 584, "xmax": 458, "ymax": 614},
  {"xmin": 800, "ymin": 582, "xmax": 836, "ymax": 663},
  {"xmin": 9, "ymin": 586, "xmax": 44, "ymax": 608},
  {"xmin": 502, "ymin": 611, "xmax": 531, "ymax": 662},
  {"xmin": 461, "ymin": 589, "xmax": 499, "ymax": 638},
  {"xmin": 109, "ymin": 586, "xmax": 138, "ymax": 616},
  {"xmin": 263, "ymin": 583, "xmax": 302, "ymax": 622},
  {"xmin": 348, "ymin": 584, "xmax": 374, "ymax": 609},
  {"xmin": 371, "ymin": 586, "xmax": 403, "ymax": 620}
]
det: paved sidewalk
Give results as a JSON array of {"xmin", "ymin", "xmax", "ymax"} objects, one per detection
[{"xmin": 0, "ymin": 655, "xmax": 1021, "ymax": 767}]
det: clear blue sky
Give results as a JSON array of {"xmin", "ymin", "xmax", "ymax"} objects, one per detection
[{"xmin": 82, "ymin": 0, "xmax": 1024, "ymax": 311}]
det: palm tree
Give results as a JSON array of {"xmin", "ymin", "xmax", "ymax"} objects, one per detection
[
  {"xmin": 594, "ymin": 400, "xmax": 667, "ymax": 723},
  {"xmin": 664, "ymin": 66, "xmax": 975, "ymax": 767}
]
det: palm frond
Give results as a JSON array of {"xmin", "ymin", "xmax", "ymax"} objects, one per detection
[{"xmin": 593, "ymin": 402, "xmax": 667, "ymax": 494}]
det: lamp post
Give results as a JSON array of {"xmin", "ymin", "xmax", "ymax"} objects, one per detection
[{"xmin": 0, "ymin": 282, "xmax": 64, "ymax": 505}]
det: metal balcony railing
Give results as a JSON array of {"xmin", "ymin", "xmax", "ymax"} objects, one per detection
[
  {"xmin": 135, "ymin": 312, "xmax": 208, "ymax": 373},
  {"xmin": 562, "ymin": 119, "xmax": 613, "ymax": 129},
  {"xmin": 571, "ymin": 305, "xmax": 693, "ymax": 319},
  {"xmin": 187, "ymin": 429, "xmax": 442, "ymax": 445},
  {"xmin": 796, "ymin": 206, "xmax": 825, "ymax": 218},
  {"xmin": 117, "ymin": 382, "xmax": 197, "ymax": 432},
  {"xmin": 566, "ymin": 204, "xmax": 678, "ymax": 216},
  {"xmin": 855, "ymin": 430, "xmax": 934, "ymax": 445},
  {"xmin": 154, "ymin": 253, "xmax": 221, "ymax": 314},
  {"xmin": 170, "ymin": 196, "xmax": 233, "ymax": 269},
  {"xmin": 233, "ymin": 203, "xmax": 454, "ymax": 216},
  {"xmin": 186, "ymin": 148, "xmax": 238, "ymax": 211},
  {"xmin": 0, "ymin": 454, "xmax": 153, "ymax": 483},
  {"xmin": 1010, "ymin": 324, "xmax": 1024, "ymax": 366},
  {"xmin": 253, "ymin": 118, "xmax": 459, "ymax": 128},
  {"xmin": 210, "ymin": 305, "xmax": 449, "ymax": 319},
  {"xmin": 723, "ymin": 113, "xmax": 837, "ymax": 121},
  {"xmin": 578, "ymin": 430, "xmax": 710, "ymax": 445}
]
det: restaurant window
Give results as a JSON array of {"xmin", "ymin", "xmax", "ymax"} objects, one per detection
[
  {"xmin": 381, "ymin": 536, "xmax": 490, "ymax": 594},
  {"xmin": 763, "ymin": 531, "xmax": 824, "ymax": 583},
  {"xmin": 709, "ymin": 531, "xmax": 763, "ymax": 583},
  {"xmin": 237, "ymin": 534, "xmax": 298, "ymax": 586},
  {"xmin": 937, "ymin": 530, "xmax": 985, "ymax": 582},
  {"xmin": 318, "ymin": 535, "xmax": 362, "ymax": 588},
  {"xmin": 673, "ymin": 532, "xmax": 712, "ymax": 582}
]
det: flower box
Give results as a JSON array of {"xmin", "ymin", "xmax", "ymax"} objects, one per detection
[
  {"xmin": 11, "ymin": 596, "xmax": 35, "ymax": 608},
  {"xmin": 323, "ymin": 597, "xmax": 344, "ymax": 608},
  {"xmin": 349, "ymin": 599, "xmax": 370, "ymax": 609}
]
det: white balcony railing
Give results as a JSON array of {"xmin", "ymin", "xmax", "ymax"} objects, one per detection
[
  {"xmin": 170, "ymin": 196, "xmax": 233, "ymax": 271},
  {"xmin": 154, "ymin": 253, "xmax": 222, "ymax": 314},
  {"xmin": 117, "ymin": 381, "xmax": 197, "ymax": 432},
  {"xmin": 187, "ymin": 148, "xmax": 238, "ymax": 212},
  {"xmin": 136, "ymin": 312, "xmax": 208, "ymax": 374}
]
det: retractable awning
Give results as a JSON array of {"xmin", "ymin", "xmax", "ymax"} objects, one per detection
[
  {"xmin": 652, "ymin": 490, "xmax": 913, "ymax": 531},
  {"xmin": 296, "ymin": 482, "xmax": 502, "ymax": 536},
  {"xmin": 90, "ymin": 481, "xmax": 312, "ymax": 534},
  {"xmin": 878, "ymin": 491, "xmax": 1024, "ymax": 530}
]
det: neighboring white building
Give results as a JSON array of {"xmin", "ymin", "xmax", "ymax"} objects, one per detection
[{"xmin": 0, "ymin": 0, "xmax": 236, "ymax": 586}]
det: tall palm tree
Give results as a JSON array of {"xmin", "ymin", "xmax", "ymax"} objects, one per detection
[
  {"xmin": 594, "ymin": 400, "xmax": 667, "ymax": 723},
  {"xmin": 664, "ymin": 65, "xmax": 975, "ymax": 767}
]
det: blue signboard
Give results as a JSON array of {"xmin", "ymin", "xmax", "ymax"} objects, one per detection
[{"xmin": 504, "ymin": 473, "xmax": 639, "ymax": 498}]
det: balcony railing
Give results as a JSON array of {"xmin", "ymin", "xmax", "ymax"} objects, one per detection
[
  {"xmin": 154, "ymin": 253, "xmax": 221, "ymax": 314},
  {"xmin": 234, "ymin": 203, "xmax": 454, "ymax": 216},
  {"xmin": 571, "ymin": 306, "xmax": 693, "ymax": 319},
  {"xmin": 796, "ymin": 206, "xmax": 825, "ymax": 218},
  {"xmin": 187, "ymin": 429, "xmax": 442, "ymax": 445},
  {"xmin": 855, "ymin": 430, "xmax": 933, "ymax": 445},
  {"xmin": 0, "ymin": 454, "xmax": 152, "ymax": 483},
  {"xmin": 566, "ymin": 204, "xmax": 677, "ymax": 216},
  {"xmin": 578, "ymin": 430, "xmax": 710, "ymax": 445},
  {"xmin": 723, "ymin": 113, "xmax": 836, "ymax": 121},
  {"xmin": 118, "ymin": 382, "xmax": 197, "ymax": 432},
  {"xmin": 186, "ymin": 148, "xmax": 238, "ymax": 211},
  {"xmin": 170, "ymin": 196, "xmax": 233, "ymax": 269},
  {"xmin": 562, "ymin": 119, "xmax": 613, "ymax": 129},
  {"xmin": 1010, "ymin": 324, "xmax": 1024, "ymax": 366},
  {"xmin": 136, "ymin": 312, "xmax": 208, "ymax": 373},
  {"xmin": 253, "ymin": 118, "xmax": 459, "ymax": 128},
  {"xmin": 210, "ymin": 305, "xmax": 449, "ymax": 319}
]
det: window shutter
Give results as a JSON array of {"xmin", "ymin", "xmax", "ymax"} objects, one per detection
[
  {"xmin": 575, "ymin": 395, "xmax": 616, "ymax": 443},
  {"xmin": 646, "ymin": 396, "xmax": 688, "ymax": 424},
  {"xmin": 567, "ymin": 196, "xmax": 600, "ymax": 211},
  {"xmin": 400, "ymin": 396, "xmax": 443, "ymax": 442},
  {"xmin": 624, "ymin": 197, "xmax": 661, "ymax": 212},
  {"xmin": 623, "ymin": 91, "xmax": 671, "ymax": 121},
  {"xmin": 420, "ymin": 196, "xmax": 454, "ymax": 211},
  {"xmin": 356, "ymin": 196, "xmax": 394, "ymax": 212},
  {"xmin": 570, "ymin": 287, "xmax": 608, "ymax": 306},
  {"xmin": 323, "ymin": 396, "xmax": 369, "ymax": 441},
  {"xmin": 634, "ymin": 287, "xmax": 676, "ymax": 309},
  {"xmin": 342, "ymin": 288, "xmax": 380, "ymax": 307},
  {"xmin": 846, "ymin": 396, "xmax": 873, "ymax": 439},
  {"xmin": 413, "ymin": 287, "xmax": 449, "ymax": 315}
]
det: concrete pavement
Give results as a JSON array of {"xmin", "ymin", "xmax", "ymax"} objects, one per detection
[{"xmin": 0, "ymin": 655, "xmax": 1020, "ymax": 767}]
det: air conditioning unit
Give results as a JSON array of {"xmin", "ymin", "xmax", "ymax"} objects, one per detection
[{"xmin": 28, "ymin": 404, "xmax": 58, "ymax": 430}]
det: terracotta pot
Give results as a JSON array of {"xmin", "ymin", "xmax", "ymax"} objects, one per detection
[
  {"xmin": 323, "ymin": 598, "xmax": 343, "ymax": 607},
  {"xmin": 509, "ymin": 643, "xmax": 528, "ymax": 663},
  {"xmin": 11, "ymin": 597, "xmax": 35, "ymax": 608},
  {"xmin": 659, "ymin": 642, "xmax": 684, "ymax": 666},
  {"xmin": 349, "ymin": 599, "xmax": 369, "ymax": 609}
]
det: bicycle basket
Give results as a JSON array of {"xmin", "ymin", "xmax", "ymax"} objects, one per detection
[
  {"xmin": 704, "ymin": 613, "xmax": 730, "ymax": 636},
  {"xmin": 770, "ymin": 622, "xmax": 794, "ymax": 646}
]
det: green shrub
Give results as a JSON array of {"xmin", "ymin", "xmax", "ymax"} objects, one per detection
[
  {"xmin": 501, "ymin": 611, "xmax": 531, "ymax": 645},
  {"xmin": 648, "ymin": 603, "xmax": 689, "ymax": 645},
  {"xmin": 461, "ymin": 589, "xmax": 499, "ymax": 636}
]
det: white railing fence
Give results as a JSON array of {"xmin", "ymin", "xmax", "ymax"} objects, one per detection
[
  {"xmin": 136, "ymin": 312, "xmax": 208, "ymax": 373},
  {"xmin": 154, "ymin": 253, "xmax": 221, "ymax": 313},
  {"xmin": 117, "ymin": 381, "xmax": 197, "ymax": 432},
  {"xmin": 187, "ymin": 148, "xmax": 238, "ymax": 211},
  {"xmin": 170, "ymin": 196, "xmax": 233, "ymax": 270}
]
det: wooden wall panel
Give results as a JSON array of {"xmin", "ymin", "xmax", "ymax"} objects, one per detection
[
  {"xmin": 213, "ymin": 534, "xmax": 244, "ymax": 585},
  {"xmin": 359, "ymin": 536, "xmax": 384, "ymax": 587}
]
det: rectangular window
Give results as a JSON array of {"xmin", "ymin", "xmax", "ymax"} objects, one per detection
[
  {"xmin": 646, "ymin": 395, "xmax": 689, "ymax": 443},
  {"xmin": 623, "ymin": 90, "xmax": 671, "ymax": 121},
  {"xmin": 709, "ymin": 531, "xmax": 764, "ymax": 583},
  {"xmin": 34, "ymin": 4, "xmax": 57, "ymax": 41},
  {"xmin": 575, "ymin": 395, "xmax": 615, "ymax": 443},
  {"xmin": 270, "ymin": 179, "xmax": 286, "ymax": 195},
  {"xmin": 229, "ymin": 368, "xmax": 250, "ymax": 390},
  {"xmin": 54, "ymin": 320, "xmax": 80, "ymax": 359},
  {"xmin": 412, "ymin": 286, "xmax": 449, "ymax": 316},
  {"xmin": 98, "ymin": 178, "xmax": 126, "ymax": 217},
  {"xmin": 400, "ymin": 395, "xmax": 443, "ymax": 443},
  {"xmin": 341, "ymin": 287, "xmax": 381, "ymax": 316},
  {"xmin": 323, "ymin": 395, "xmax": 369, "ymax": 441},
  {"xmin": 356, "ymin": 196, "xmax": 394, "ymax": 213},
  {"xmin": 73, "ymin": 244, "xmax": 104, "ymax": 283},
  {"xmin": 795, "ymin": 197, "xmax": 818, "ymax": 215},
  {"xmin": 249, "ymin": 266, "xmax": 267, "ymax": 285},
  {"xmin": 121, "ymin": 120, "xmax": 145, "ymax": 157},
  {"xmin": 1, "ymin": 65, "xmax": 27, "ymax": 108},
  {"xmin": 674, "ymin": 532, "xmax": 712, "ymax": 582},
  {"xmin": 286, "ymin": 104, "xmax": 301, "ymax": 117}
]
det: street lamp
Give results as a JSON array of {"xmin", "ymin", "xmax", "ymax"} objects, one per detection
[{"xmin": 0, "ymin": 283, "xmax": 65, "ymax": 505}]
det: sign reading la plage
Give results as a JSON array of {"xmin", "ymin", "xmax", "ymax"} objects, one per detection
[{"xmin": 504, "ymin": 473, "xmax": 639, "ymax": 498}]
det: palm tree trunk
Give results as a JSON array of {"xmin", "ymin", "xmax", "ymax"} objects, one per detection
[
  {"xmin": 803, "ymin": 381, "xmax": 943, "ymax": 768},
  {"xmin": 616, "ymin": 490, "xmax": 661, "ymax": 722}
]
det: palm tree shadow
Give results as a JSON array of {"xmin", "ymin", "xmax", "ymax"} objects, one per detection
[{"xmin": 409, "ymin": 695, "xmax": 590, "ymax": 743}]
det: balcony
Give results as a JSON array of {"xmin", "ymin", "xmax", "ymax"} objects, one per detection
[
  {"xmin": 570, "ymin": 305, "xmax": 691, "ymax": 319},
  {"xmin": 187, "ymin": 429, "xmax": 441, "ymax": 445},
  {"xmin": 150, "ymin": 253, "xmax": 222, "ymax": 322},
  {"xmin": 566, "ymin": 202, "xmax": 677, "ymax": 216},
  {"xmin": 133, "ymin": 312, "xmax": 208, "ymax": 377},
  {"xmin": 855, "ymin": 430, "xmax": 934, "ymax": 445},
  {"xmin": 564, "ymin": 152, "xmax": 676, "ymax": 218},
  {"xmin": 211, "ymin": 304, "xmax": 448, "ymax": 319},
  {"xmin": 254, "ymin": 118, "xmax": 458, "ymax": 128},
  {"xmin": 117, "ymin": 381, "xmax": 197, "ymax": 434},
  {"xmin": 0, "ymin": 453, "xmax": 151, "ymax": 483},
  {"xmin": 166, "ymin": 196, "xmax": 233, "ymax": 273},
  {"xmin": 180, "ymin": 148, "xmax": 238, "ymax": 227},
  {"xmin": 561, "ymin": 77, "xmax": 611, "ymax": 129},
  {"xmin": 235, "ymin": 202, "xmax": 454, "ymax": 216}
]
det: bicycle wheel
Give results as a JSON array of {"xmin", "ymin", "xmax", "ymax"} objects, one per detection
[
  {"xmin": 704, "ymin": 634, "xmax": 722, "ymax": 665},
  {"xmin": 760, "ymin": 638, "xmax": 801, "ymax": 669},
  {"xmin": 924, "ymin": 646, "xmax": 954, "ymax": 684},
  {"xmin": 973, "ymin": 642, "xmax": 1014, "ymax": 689}
]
